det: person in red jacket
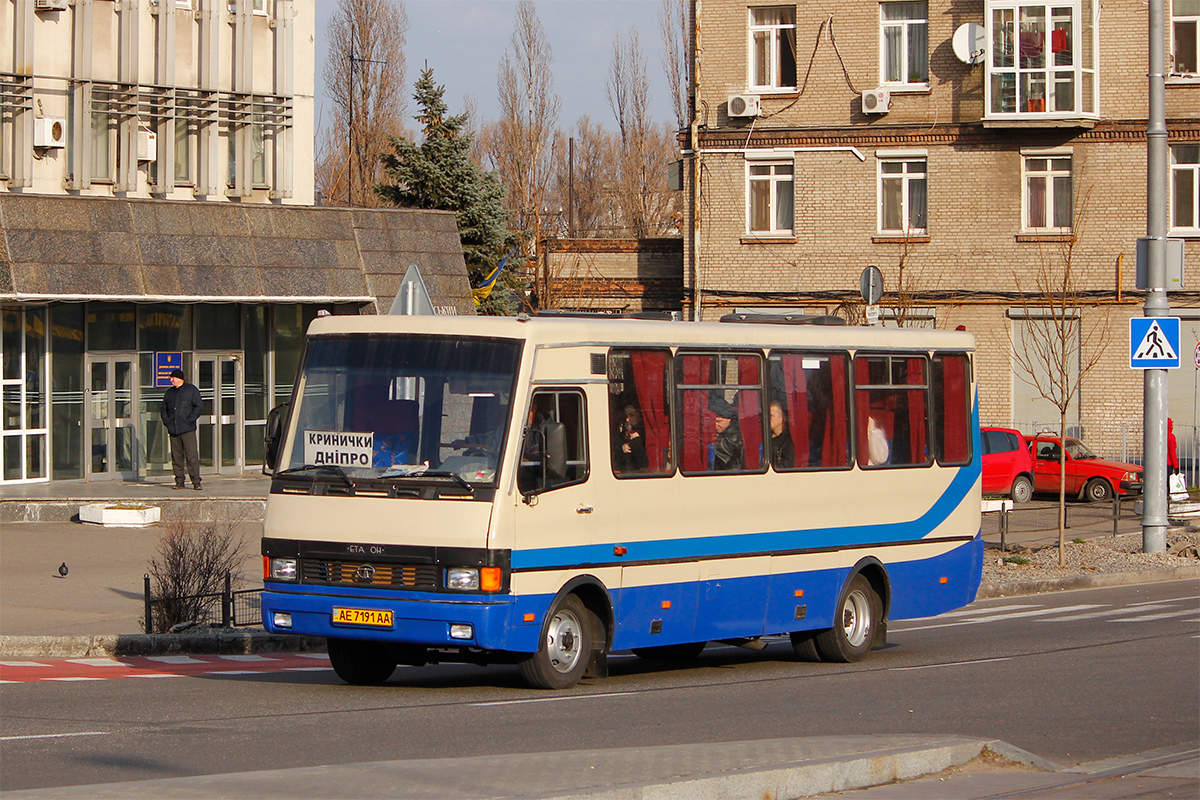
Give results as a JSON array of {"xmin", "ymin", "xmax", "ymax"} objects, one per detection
[{"xmin": 1168, "ymin": 417, "xmax": 1180, "ymax": 475}]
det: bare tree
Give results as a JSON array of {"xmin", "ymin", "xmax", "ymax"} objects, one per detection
[
  {"xmin": 490, "ymin": 0, "xmax": 561, "ymax": 301},
  {"xmin": 659, "ymin": 0, "xmax": 690, "ymax": 130},
  {"xmin": 316, "ymin": 0, "xmax": 408, "ymax": 207},
  {"xmin": 606, "ymin": 29, "xmax": 682, "ymax": 238},
  {"xmin": 1009, "ymin": 192, "xmax": 1111, "ymax": 565}
]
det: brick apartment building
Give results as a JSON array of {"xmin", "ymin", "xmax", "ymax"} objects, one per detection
[
  {"xmin": 679, "ymin": 0, "xmax": 1200, "ymax": 461},
  {"xmin": 0, "ymin": 0, "xmax": 471, "ymax": 486}
]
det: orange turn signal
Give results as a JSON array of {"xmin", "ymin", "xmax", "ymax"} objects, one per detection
[
  {"xmin": 481, "ymin": 567, "xmax": 502, "ymax": 592},
  {"xmin": 661, "ymin": 600, "xmax": 672, "ymax": 609},
  {"xmin": 262, "ymin": 555, "xmax": 270, "ymax": 580},
  {"xmin": 794, "ymin": 589, "xmax": 804, "ymax": 597},
  {"xmin": 939, "ymin": 576, "xmax": 949, "ymax": 584},
  {"xmin": 523, "ymin": 613, "xmax": 536, "ymax": 622}
]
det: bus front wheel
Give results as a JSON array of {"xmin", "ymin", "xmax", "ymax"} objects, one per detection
[
  {"xmin": 327, "ymin": 638, "xmax": 397, "ymax": 685},
  {"xmin": 815, "ymin": 575, "xmax": 881, "ymax": 663},
  {"xmin": 519, "ymin": 593, "xmax": 591, "ymax": 689}
]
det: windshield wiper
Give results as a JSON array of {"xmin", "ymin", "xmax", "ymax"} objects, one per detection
[
  {"xmin": 376, "ymin": 468, "xmax": 475, "ymax": 494},
  {"xmin": 423, "ymin": 470, "xmax": 476, "ymax": 493},
  {"xmin": 275, "ymin": 464, "xmax": 356, "ymax": 488}
]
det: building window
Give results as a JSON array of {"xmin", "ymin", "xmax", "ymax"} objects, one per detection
[
  {"xmin": 748, "ymin": 161, "xmax": 794, "ymax": 235},
  {"xmin": 91, "ymin": 111, "xmax": 114, "ymax": 183},
  {"xmin": 174, "ymin": 116, "xmax": 193, "ymax": 185},
  {"xmin": 1175, "ymin": 0, "xmax": 1199, "ymax": 75},
  {"xmin": 879, "ymin": 157, "xmax": 927, "ymax": 233},
  {"xmin": 1024, "ymin": 154, "xmax": 1072, "ymax": 230},
  {"xmin": 881, "ymin": 2, "xmax": 928, "ymax": 85},
  {"xmin": 749, "ymin": 7, "xmax": 797, "ymax": 90},
  {"xmin": 1173, "ymin": 145, "xmax": 1200, "ymax": 232},
  {"xmin": 252, "ymin": 116, "xmax": 267, "ymax": 186},
  {"xmin": 987, "ymin": 1, "xmax": 1097, "ymax": 117}
]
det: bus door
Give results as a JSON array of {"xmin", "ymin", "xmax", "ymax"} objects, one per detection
[{"xmin": 515, "ymin": 388, "xmax": 599, "ymax": 555}]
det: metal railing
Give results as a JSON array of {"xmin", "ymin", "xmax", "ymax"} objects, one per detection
[
  {"xmin": 143, "ymin": 572, "xmax": 262, "ymax": 633},
  {"xmin": 983, "ymin": 494, "xmax": 1140, "ymax": 552}
]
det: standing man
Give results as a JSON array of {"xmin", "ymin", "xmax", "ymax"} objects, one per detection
[{"xmin": 161, "ymin": 368, "xmax": 203, "ymax": 490}]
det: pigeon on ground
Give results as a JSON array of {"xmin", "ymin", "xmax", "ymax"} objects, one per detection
[{"xmin": 58, "ymin": 562, "xmax": 68, "ymax": 578}]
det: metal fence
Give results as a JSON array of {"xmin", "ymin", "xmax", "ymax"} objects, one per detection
[
  {"xmin": 142, "ymin": 573, "xmax": 262, "ymax": 633},
  {"xmin": 982, "ymin": 495, "xmax": 1142, "ymax": 551}
]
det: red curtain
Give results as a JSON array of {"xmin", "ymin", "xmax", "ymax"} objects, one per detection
[
  {"xmin": 630, "ymin": 351, "xmax": 669, "ymax": 472},
  {"xmin": 681, "ymin": 356, "xmax": 713, "ymax": 472},
  {"xmin": 737, "ymin": 355, "xmax": 762, "ymax": 470},
  {"xmin": 780, "ymin": 355, "xmax": 809, "ymax": 467},
  {"xmin": 939, "ymin": 356, "xmax": 970, "ymax": 463},
  {"xmin": 907, "ymin": 358, "xmax": 928, "ymax": 464},
  {"xmin": 825, "ymin": 356, "xmax": 849, "ymax": 467}
]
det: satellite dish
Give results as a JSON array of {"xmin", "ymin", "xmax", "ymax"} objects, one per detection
[{"xmin": 952, "ymin": 23, "xmax": 986, "ymax": 66}]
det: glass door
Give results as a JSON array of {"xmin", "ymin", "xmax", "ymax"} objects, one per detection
[
  {"xmin": 196, "ymin": 354, "xmax": 243, "ymax": 474},
  {"xmin": 85, "ymin": 356, "xmax": 137, "ymax": 481}
]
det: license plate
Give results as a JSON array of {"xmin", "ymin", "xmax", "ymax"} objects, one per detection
[{"xmin": 332, "ymin": 607, "xmax": 394, "ymax": 627}]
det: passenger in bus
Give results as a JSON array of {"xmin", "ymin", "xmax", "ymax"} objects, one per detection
[
  {"xmin": 769, "ymin": 401, "xmax": 794, "ymax": 469},
  {"xmin": 867, "ymin": 412, "xmax": 892, "ymax": 466},
  {"xmin": 710, "ymin": 398, "xmax": 744, "ymax": 471},
  {"xmin": 614, "ymin": 404, "xmax": 648, "ymax": 473}
]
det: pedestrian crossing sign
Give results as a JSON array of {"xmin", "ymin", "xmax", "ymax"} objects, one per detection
[{"xmin": 1130, "ymin": 317, "xmax": 1181, "ymax": 369}]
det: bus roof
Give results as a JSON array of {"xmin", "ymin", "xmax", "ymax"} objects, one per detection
[{"xmin": 305, "ymin": 313, "xmax": 975, "ymax": 351}]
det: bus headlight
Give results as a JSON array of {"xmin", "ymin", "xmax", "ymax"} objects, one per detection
[
  {"xmin": 446, "ymin": 567, "xmax": 501, "ymax": 591},
  {"xmin": 270, "ymin": 558, "xmax": 298, "ymax": 581}
]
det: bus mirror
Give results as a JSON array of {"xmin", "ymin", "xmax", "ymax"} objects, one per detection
[
  {"xmin": 263, "ymin": 401, "xmax": 291, "ymax": 473},
  {"xmin": 519, "ymin": 421, "xmax": 568, "ymax": 497}
]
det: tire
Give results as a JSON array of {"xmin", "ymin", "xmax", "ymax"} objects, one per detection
[
  {"xmin": 789, "ymin": 630, "xmax": 822, "ymax": 662},
  {"xmin": 1010, "ymin": 474, "xmax": 1034, "ymax": 504},
  {"xmin": 631, "ymin": 642, "xmax": 706, "ymax": 661},
  {"xmin": 326, "ymin": 638, "xmax": 397, "ymax": 685},
  {"xmin": 815, "ymin": 575, "xmax": 881, "ymax": 663},
  {"xmin": 519, "ymin": 593, "xmax": 591, "ymax": 689},
  {"xmin": 1084, "ymin": 478, "xmax": 1113, "ymax": 503}
]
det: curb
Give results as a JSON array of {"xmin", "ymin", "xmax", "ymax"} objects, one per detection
[
  {"xmin": 0, "ymin": 631, "xmax": 325, "ymax": 659},
  {"xmin": 975, "ymin": 564, "xmax": 1200, "ymax": 599}
]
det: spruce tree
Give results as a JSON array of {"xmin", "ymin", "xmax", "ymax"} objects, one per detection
[{"xmin": 377, "ymin": 68, "xmax": 521, "ymax": 314}]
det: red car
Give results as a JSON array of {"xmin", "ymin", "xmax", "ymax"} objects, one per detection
[
  {"xmin": 981, "ymin": 427, "xmax": 1035, "ymax": 503},
  {"xmin": 1029, "ymin": 435, "xmax": 1143, "ymax": 502}
]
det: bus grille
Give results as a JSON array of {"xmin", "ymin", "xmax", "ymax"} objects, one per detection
[{"xmin": 302, "ymin": 560, "xmax": 438, "ymax": 590}]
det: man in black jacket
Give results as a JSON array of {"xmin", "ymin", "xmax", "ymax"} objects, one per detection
[{"xmin": 160, "ymin": 368, "xmax": 203, "ymax": 490}]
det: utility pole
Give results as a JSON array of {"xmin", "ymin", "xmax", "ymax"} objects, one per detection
[{"xmin": 1143, "ymin": 0, "xmax": 1169, "ymax": 554}]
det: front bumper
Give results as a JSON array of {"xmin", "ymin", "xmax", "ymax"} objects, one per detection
[
  {"xmin": 261, "ymin": 583, "xmax": 546, "ymax": 653},
  {"xmin": 1120, "ymin": 480, "xmax": 1143, "ymax": 495}
]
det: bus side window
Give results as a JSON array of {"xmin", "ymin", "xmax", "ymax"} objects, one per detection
[
  {"xmin": 608, "ymin": 349, "xmax": 674, "ymax": 477},
  {"xmin": 518, "ymin": 389, "xmax": 589, "ymax": 495}
]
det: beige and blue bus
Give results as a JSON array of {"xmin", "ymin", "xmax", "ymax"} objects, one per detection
[{"xmin": 261, "ymin": 312, "xmax": 982, "ymax": 689}]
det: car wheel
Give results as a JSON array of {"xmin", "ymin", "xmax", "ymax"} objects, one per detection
[
  {"xmin": 815, "ymin": 574, "xmax": 881, "ymax": 663},
  {"xmin": 1010, "ymin": 475, "xmax": 1034, "ymax": 504},
  {"xmin": 519, "ymin": 593, "xmax": 591, "ymax": 689},
  {"xmin": 1084, "ymin": 478, "xmax": 1113, "ymax": 503},
  {"xmin": 326, "ymin": 638, "xmax": 397, "ymax": 685}
]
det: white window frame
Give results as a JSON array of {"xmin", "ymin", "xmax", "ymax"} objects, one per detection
[
  {"xmin": 746, "ymin": 158, "xmax": 795, "ymax": 236},
  {"xmin": 877, "ymin": 149, "xmax": 928, "ymax": 234},
  {"xmin": 1171, "ymin": 144, "xmax": 1200, "ymax": 234},
  {"xmin": 1173, "ymin": 0, "xmax": 1200, "ymax": 76},
  {"xmin": 985, "ymin": 0, "xmax": 1099, "ymax": 119},
  {"xmin": 880, "ymin": 2, "xmax": 929, "ymax": 89},
  {"xmin": 1022, "ymin": 149, "xmax": 1073, "ymax": 232},
  {"xmin": 748, "ymin": 6, "xmax": 797, "ymax": 91}
]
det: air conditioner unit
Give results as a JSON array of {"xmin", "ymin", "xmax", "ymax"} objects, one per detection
[
  {"xmin": 727, "ymin": 94, "xmax": 762, "ymax": 118},
  {"xmin": 861, "ymin": 88, "xmax": 891, "ymax": 115},
  {"xmin": 137, "ymin": 129, "xmax": 157, "ymax": 161},
  {"xmin": 34, "ymin": 117, "xmax": 67, "ymax": 148},
  {"xmin": 34, "ymin": 0, "xmax": 69, "ymax": 10}
]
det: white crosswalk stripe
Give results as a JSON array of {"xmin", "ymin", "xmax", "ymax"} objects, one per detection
[
  {"xmin": 1109, "ymin": 609, "xmax": 1200, "ymax": 623},
  {"xmin": 902, "ymin": 597, "xmax": 1200, "ymax": 631},
  {"xmin": 1039, "ymin": 604, "xmax": 1171, "ymax": 623}
]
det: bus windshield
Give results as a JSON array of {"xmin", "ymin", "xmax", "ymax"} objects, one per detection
[{"xmin": 281, "ymin": 335, "xmax": 522, "ymax": 486}]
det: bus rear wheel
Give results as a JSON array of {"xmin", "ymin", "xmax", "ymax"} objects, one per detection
[
  {"xmin": 327, "ymin": 638, "xmax": 397, "ymax": 685},
  {"xmin": 631, "ymin": 642, "xmax": 707, "ymax": 661},
  {"xmin": 789, "ymin": 630, "xmax": 821, "ymax": 661},
  {"xmin": 519, "ymin": 593, "xmax": 591, "ymax": 689},
  {"xmin": 815, "ymin": 575, "xmax": 881, "ymax": 663}
]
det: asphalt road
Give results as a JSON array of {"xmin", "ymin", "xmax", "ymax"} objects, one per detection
[{"xmin": 1, "ymin": 580, "xmax": 1196, "ymax": 794}]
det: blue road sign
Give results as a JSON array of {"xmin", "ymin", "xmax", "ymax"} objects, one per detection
[
  {"xmin": 1130, "ymin": 317, "xmax": 1181, "ymax": 369},
  {"xmin": 154, "ymin": 352, "xmax": 183, "ymax": 387}
]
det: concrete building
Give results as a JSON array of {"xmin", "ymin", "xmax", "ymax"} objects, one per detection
[
  {"xmin": 0, "ymin": 0, "xmax": 473, "ymax": 486},
  {"xmin": 682, "ymin": 0, "xmax": 1200, "ymax": 461}
]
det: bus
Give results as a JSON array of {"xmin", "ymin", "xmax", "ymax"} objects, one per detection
[{"xmin": 260, "ymin": 312, "xmax": 983, "ymax": 689}]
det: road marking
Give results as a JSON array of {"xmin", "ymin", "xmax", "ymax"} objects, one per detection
[
  {"xmin": 283, "ymin": 666, "xmax": 332, "ymax": 672},
  {"xmin": 130, "ymin": 673, "xmax": 185, "ymax": 679},
  {"xmin": 215, "ymin": 655, "xmax": 275, "ymax": 662},
  {"xmin": 64, "ymin": 658, "xmax": 126, "ymax": 668},
  {"xmin": 42, "ymin": 677, "xmax": 104, "ymax": 682},
  {"xmin": 1109, "ymin": 609, "xmax": 1200, "ymax": 622},
  {"xmin": 471, "ymin": 692, "xmax": 637, "ymax": 707},
  {"xmin": 0, "ymin": 731, "xmax": 110, "ymax": 742},
  {"xmin": 146, "ymin": 656, "xmax": 206, "ymax": 664},
  {"xmin": 1039, "ymin": 604, "xmax": 1171, "ymax": 622},
  {"xmin": 934, "ymin": 604, "xmax": 1042, "ymax": 618},
  {"xmin": 1, "ymin": 660, "xmax": 48, "ymax": 667},
  {"xmin": 900, "ymin": 604, "xmax": 1103, "ymax": 632},
  {"xmin": 891, "ymin": 657, "xmax": 1013, "ymax": 672}
]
